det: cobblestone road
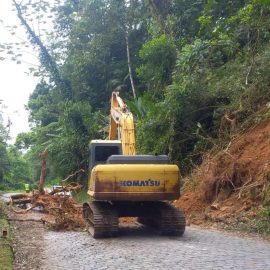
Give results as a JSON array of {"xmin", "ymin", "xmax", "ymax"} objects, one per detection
[
  {"xmin": 39, "ymin": 225, "xmax": 270, "ymax": 270},
  {"xmin": 4, "ymin": 192, "xmax": 269, "ymax": 270}
]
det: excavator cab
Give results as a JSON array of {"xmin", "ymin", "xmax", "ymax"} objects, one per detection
[{"xmin": 89, "ymin": 140, "xmax": 122, "ymax": 170}]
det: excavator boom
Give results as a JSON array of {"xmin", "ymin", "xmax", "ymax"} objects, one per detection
[{"xmin": 109, "ymin": 92, "xmax": 136, "ymax": 155}]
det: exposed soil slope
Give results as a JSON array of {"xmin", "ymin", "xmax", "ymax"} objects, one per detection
[{"xmin": 175, "ymin": 118, "xmax": 270, "ymax": 229}]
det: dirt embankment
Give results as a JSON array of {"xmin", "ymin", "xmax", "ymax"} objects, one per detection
[{"xmin": 175, "ymin": 118, "xmax": 270, "ymax": 230}]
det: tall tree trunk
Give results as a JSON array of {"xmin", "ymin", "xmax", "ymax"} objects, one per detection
[
  {"xmin": 39, "ymin": 149, "xmax": 48, "ymax": 195},
  {"xmin": 125, "ymin": 30, "xmax": 137, "ymax": 99},
  {"xmin": 12, "ymin": 0, "xmax": 72, "ymax": 99}
]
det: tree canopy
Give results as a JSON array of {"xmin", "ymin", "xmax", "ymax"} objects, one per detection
[{"xmin": 1, "ymin": 0, "xmax": 270, "ymax": 189}]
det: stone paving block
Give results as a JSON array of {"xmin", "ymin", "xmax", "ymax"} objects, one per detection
[{"xmin": 39, "ymin": 227, "xmax": 270, "ymax": 270}]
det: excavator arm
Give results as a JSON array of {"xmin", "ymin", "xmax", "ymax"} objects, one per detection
[{"xmin": 108, "ymin": 91, "xmax": 136, "ymax": 155}]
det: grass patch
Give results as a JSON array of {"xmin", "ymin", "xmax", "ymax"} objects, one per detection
[
  {"xmin": 228, "ymin": 206, "xmax": 270, "ymax": 236},
  {"xmin": 251, "ymin": 206, "xmax": 270, "ymax": 235},
  {"xmin": 0, "ymin": 203, "xmax": 13, "ymax": 270},
  {"xmin": 0, "ymin": 244, "xmax": 13, "ymax": 270},
  {"xmin": 0, "ymin": 190, "xmax": 24, "ymax": 194}
]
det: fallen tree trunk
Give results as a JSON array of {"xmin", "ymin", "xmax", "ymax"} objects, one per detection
[
  {"xmin": 11, "ymin": 199, "xmax": 32, "ymax": 204},
  {"xmin": 49, "ymin": 182, "xmax": 83, "ymax": 196},
  {"xmin": 9, "ymin": 194, "xmax": 29, "ymax": 200},
  {"xmin": 9, "ymin": 194, "xmax": 33, "ymax": 207},
  {"xmin": 8, "ymin": 218, "xmax": 43, "ymax": 223}
]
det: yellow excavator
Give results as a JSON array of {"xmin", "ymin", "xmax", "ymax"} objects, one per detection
[{"xmin": 83, "ymin": 91, "xmax": 185, "ymax": 238}]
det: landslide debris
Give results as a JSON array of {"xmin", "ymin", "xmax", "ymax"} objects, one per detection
[
  {"xmin": 175, "ymin": 118, "xmax": 270, "ymax": 232},
  {"xmin": 8, "ymin": 183, "xmax": 85, "ymax": 231},
  {"xmin": 7, "ymin": 148, "xmax": 86, "ymax": 231}
]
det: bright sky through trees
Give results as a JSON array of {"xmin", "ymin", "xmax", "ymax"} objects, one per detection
[{"xmin": 0, "ymin": 1, "xmax": 38, "ymax": 142}]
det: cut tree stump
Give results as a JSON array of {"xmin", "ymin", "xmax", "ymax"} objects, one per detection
[{"xmin": 39, "ymin": 149, "xmax": 48, "ymax": 195}]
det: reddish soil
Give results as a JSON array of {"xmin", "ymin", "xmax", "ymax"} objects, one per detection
[
  {"xmin": 10, "ymin": 193, "xmax": 85, "ymax": 231},
  {"xmin": 175, "ymin": 118, "xmax": 270, "ymax": 228},
  {"xmin": 40, "ymin": 194, "xmax": 85, "ymax": 230}
]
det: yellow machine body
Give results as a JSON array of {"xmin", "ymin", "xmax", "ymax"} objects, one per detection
[
  {"xmin": 88, "ymin": 164, "xmax": 180, "ymax": 201},
  {"xmin": 83, "ymin": 92, "xmax": 186, "ymax": 238}
]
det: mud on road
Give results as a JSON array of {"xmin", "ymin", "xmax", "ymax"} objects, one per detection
[{"xmin": 8, "ymin": 210, "xmax": 270, "ymax": 270}]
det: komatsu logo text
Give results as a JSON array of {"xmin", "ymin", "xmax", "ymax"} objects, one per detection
[{"xmin": 120, "ymin": 180, "xmax": 160, "ymax": 187}]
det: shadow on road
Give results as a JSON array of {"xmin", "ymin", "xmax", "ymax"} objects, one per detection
[{"xmin": 117, "ymin": 223, "xmax": 185, "ymax": 240}]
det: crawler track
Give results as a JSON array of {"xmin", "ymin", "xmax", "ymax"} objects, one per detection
[
  {"xmin": 138, "ymin": 202, "xmax": 186, "ymax": 236},
  {"xmin": 157, "ymin": 202, "xmax": 186, "ymax": 236},
  {"xmin": 83, "ymin": 201, "xmax": 185, "ymax": 238},
  {"xmin": 83, "ymin": 201, "xmax": 118, "ymax": 238}
]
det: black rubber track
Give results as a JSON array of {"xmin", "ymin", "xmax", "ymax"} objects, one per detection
[
  {"xmin": 157, "ymin": 202, "xmax": 186, "ymax": 236},
  {"xmin": 138, "ymin": 202, "xmax": 186, "ymax": 236},
  {"xmin": 83, "ymin": 201, "xmax": 119, "ymax": 238}
]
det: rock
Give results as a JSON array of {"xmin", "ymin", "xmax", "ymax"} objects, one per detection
[{"xmin": 210, "ymin": 202, "xmax": 220, "ymax": 210}]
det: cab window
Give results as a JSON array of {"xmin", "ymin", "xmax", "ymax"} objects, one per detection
[{"xmin": 95, "ymin": 146, "xmax": 120, "ymax": 162}]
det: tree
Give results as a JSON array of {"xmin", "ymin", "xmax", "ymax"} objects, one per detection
[
  {"xmin": 6, "ymin": 0, "xmax": 270, "ymax": 180},
  {"xmin": 3, "ymin": 146, "xmax": 33, "ymax": 190},
  {"xmin": 0, "ymin": 102, "xmax": 9, "ymax": 186}
]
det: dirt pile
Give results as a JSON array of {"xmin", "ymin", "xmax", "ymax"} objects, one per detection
[
  {"xmin": 175, "ymin": 118, "xmax": 270, "ymax": 228},
  {"xmin": 38, "ymin": 194, "xmax": 85, "ymax": 230},
  {"xmin": 9, "ymin": 184, "xmax": 85, "ymax": 231}
]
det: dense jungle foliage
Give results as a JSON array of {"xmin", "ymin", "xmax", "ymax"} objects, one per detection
[
  {"xmin": 0, "ymin": 103, "xmax": 33, "ymax": 190},
  {"xmin": 1, "ymin": 0, "xmax": 270, "ymax": 189}
]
